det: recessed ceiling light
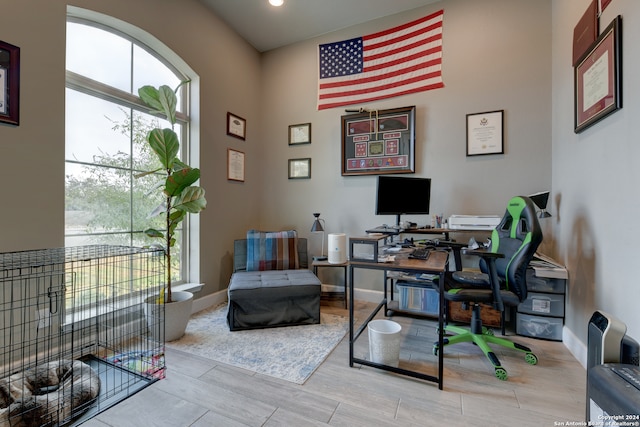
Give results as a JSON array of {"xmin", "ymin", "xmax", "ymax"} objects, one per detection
[{"xmin": 269, "ymin": 0, "xmax": 284, "ymax": 6}]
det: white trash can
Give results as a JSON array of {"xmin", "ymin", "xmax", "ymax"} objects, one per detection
[{"xmin": 368, "ymin": 319, "xmax": 402, "ymax": 367}]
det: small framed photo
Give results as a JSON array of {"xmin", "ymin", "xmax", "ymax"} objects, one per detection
[
  {"xmin": 466, "ymin": 110, "xmax": 504, "ymax": 156},
  {"xmin": 288, "ymin": 158, "xmax": 311, "ymax": 179},
  {"xmin": 0, "ymin": 40, "xmax": 20, "ymax": 126},
  {"xmin": 289, "ymin": 123, "xmax": 311, "ymax": 145},
  {"xmin": 227, "ymin": 112, "xmax": 246, "ymax": 140},
  {"xmin": 574, "ymin": 15, "xmax": 622, "ymax": 134},
  {"xmin": 227, "ymin": 148, "xmax": 245, "ymax": 182}
]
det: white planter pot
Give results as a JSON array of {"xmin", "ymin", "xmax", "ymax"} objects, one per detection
[{"xmin": 144, "ymin": 290, "xmax": 194, "ymax": 342}]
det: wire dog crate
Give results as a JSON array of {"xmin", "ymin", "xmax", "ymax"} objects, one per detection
[{"xmin": 0, "ymin": 245, "xmax": 166, "ymax": 426}]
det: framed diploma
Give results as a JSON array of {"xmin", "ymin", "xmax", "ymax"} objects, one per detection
[
  {"xmin": 466, "ymin": 110, "xmax": 504, "ymax": 156},
  {"xmin": 288, "ymin": 123, "xmax": 311, "ymax": 145},
  {"xmin": 0, "ymin": 40, "xmax": 20, "ymax": 126},
  {"xmin": 227, "ymin": 148, "xmax": 245, "ymax": 182},
  {"xmin": 226, "ymin": 112, "xmax": 246, "ymax": 140},
  {"xmin": 288, "ymin": 158, "xmax": 311, "ymax": 179},
  {"xmin": 574, "ymin": 16, "xmax": 622, "ymax": 134}
]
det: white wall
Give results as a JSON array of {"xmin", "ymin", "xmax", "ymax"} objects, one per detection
[
  {"xmin": 552, "ymin": 0, "xmax": 640, "ymax": 364},
  {"xmin": 259, "ymin": 0, "xmax": 553, "ymax": 289},
  {"xmin": 0, "ymin": 0, "xmax": 263, "ymax": 296}
]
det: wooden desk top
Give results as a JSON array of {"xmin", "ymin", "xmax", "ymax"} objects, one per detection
[{"xmin": 349, "ymin": 250, "xmax": 448, "ymax": 273}]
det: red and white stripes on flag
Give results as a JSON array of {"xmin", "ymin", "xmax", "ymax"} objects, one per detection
[{"xmin": 317, "ymin": 10, "xmax": 444, "ymax": 110}]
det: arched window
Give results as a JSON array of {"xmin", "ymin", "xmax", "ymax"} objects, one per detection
[{"xmin": 65, "ymin": 8, "xmax": 197, "ymax": 286}]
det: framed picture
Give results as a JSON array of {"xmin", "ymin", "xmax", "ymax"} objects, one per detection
[
  {"xmin": 572, "ymin": 0, "xmax": 598, "ymax": 66},
  {"xmin": 0, "ymin": 40, "xmax": 20, "ymax": 126},
  {"xmin": 227, "ymin": 148, "xmax": 245, "ymax": 182},
  {"xmin": 466, "ymin": 110, "xmax": 504, "ymax": 156},
  {"xmin": 227, "ymin": 112, "xmax": 246, "ymax": 140},
  {"xmin": 288, "ymin": 123, "xmax": 311, "ymax": 145},
  {"xmin": 288, "ymin": 158, "xmax": 311, "ymax": 179},
  {"xmin": 341, "ymin": 106, "xmax": 415, "ymax": 176},
  {"xmin": 574, "ymin": 15, "xmax": 622, "ymax": 134}
]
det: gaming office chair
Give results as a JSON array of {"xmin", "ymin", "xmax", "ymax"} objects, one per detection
[{"xmin": 433, "ymin": 196, "xmax": 543, "ymax": 380}]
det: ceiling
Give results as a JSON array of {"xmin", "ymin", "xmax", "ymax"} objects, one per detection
[{"xmin": 199, "ymin": 0, "xmax": 442, "ymax": 52}]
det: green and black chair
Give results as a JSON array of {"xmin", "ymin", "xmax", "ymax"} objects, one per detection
[{"xmin": 433, "ymin": 196, "xmax": 543, "ymax": 380}]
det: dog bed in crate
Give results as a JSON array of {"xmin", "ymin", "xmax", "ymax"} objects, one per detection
[{"xmin": 0, "ymin": 359, "xmax": 100, "ymax": 427}]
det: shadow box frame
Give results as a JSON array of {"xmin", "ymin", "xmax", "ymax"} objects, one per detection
[
  {"xmin": 0, "ymin": 40, "xmax": 20, "ymax": 126},
  {"xmin": 340, "ymin": 106, "xmax": 416, "ymax": 176},
  {"xmin": 574, "ymin": 15, "xmax": 622, "ymax": 134}
]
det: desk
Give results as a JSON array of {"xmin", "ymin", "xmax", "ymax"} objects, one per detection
[{"xmin": 348, "ymin": 250, "xmax": 448, "ymax": 389}]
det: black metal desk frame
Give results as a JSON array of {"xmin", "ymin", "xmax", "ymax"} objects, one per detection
[{"xmin": 348, "ymin": 252, "xmax": 448, "ymax": 390}]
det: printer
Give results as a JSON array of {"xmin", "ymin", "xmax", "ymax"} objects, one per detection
[{"xmin": 448, "ymin": 215, "xmax": 501, "ymax": 230}]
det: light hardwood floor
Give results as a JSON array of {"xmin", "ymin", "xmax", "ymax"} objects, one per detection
[{"xmin": 84, "ymin": 301, "xmax": 586, "ymax": 426}]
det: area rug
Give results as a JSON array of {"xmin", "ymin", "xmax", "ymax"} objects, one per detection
[{"xmin": 166, "ymin": 305, "xmax": 349, "ymax": 384}]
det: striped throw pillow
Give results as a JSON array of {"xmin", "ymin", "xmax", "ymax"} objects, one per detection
[{"xmin": 246, "ymin": 230, "xmax": 300, "ymax": 271}]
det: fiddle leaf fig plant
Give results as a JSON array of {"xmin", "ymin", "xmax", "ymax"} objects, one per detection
[{"xmin": 137, "ymin": 83, "xmax": 206, "ymax": 303}]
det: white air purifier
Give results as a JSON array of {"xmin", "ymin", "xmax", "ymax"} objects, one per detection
[{"xmin": 328, "ymin": 233, "xmax": 347, "ymax": 264}]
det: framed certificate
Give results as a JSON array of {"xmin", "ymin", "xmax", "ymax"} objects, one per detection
[
  {"xmin": 227, "ymin": 112, "xmax": 246, "ymax": 140},
  {"xmin": 0, "ymin": 40, "xmax": 20, "ymax": 126},
  {"xmin": 227, "ymin": 148, "xmax": 245, "ymax": 182},
  {"xmin": 288, "ymin": 123, "xmax": 311, "ymax": 145},
  {"xmin": 288, "ymin": 158, "xmax": 311, "ymax": 179},
  {"xmin": 574, "ymin": 16, "xmax": 622, "ymax": 134},
  {"xmin": 466, "ymin": 110, "xmax": 504, "ymax": 156}
]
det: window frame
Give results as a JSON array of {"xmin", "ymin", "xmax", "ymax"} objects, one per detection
[{"xmin": 64, "ymin": 10, "xmax": 200, "ymax": 298}]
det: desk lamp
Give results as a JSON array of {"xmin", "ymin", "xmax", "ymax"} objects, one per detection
[
  {"xmin": 310, "ymin": 213, "xmax": 327, "ymax": 261},
  {"xmin": 528, "ymin": 191, "xmax": 552, "ymax": 218}
]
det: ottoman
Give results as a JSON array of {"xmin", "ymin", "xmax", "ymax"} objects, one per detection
[{"xmin": 227, "ymin": 269, "xmax": 321, "ymax": 331}]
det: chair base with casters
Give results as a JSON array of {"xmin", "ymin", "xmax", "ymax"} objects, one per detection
[{"xmin": 434, "ymin": 303, "xmax": 538, "ymax": 380}]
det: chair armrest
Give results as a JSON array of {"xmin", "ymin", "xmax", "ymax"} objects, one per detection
[
  {"xmin": 462, "ymin": 249, "xmax": 505, "ymax": 312},
  {"xmin": 433, "ymin": 240, "xmax": 467, "ymax": 271}
]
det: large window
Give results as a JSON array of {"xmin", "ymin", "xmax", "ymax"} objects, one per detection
[{"xmin": 65, "ymin": 16, "xmax": 191, "ymax": 285}]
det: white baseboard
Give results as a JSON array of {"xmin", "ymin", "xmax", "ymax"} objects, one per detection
[
  {"xmin": 562, "ymin": 325, "xmax": 587, "ymax": 369},
  {"xmin": 192, "ymin": 289, "xmax": 227, "ymax": 314}
]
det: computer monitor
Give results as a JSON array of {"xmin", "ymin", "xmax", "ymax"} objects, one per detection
[{"xmin": 375, "ymin": 176, "xmax": 431, "ymax": 226}]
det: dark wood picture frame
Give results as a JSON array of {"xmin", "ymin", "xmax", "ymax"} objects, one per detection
[
  {"xmin": 227, "ymin": 112, "xmax": 246, "ymax": 140},
  {"xmin": 574, "ymin": 15, "xmax": 622, "ymax": 134},
  {"xmin": 341, "ymin": 106, "xmax": 415, "ymax": 176},
  {"xmin": 227, "ymin": 148, "xmax": 245, "ymax": 182},
  {"xmin": 0, "ymin": 40, "xmax": 20, "ymax": 126},
  {"xmin": 466, "ymin": 110, "xmax": 504, "ymax": 156},
  {"xmin": 288, "ymin": 158, "xmax": 311, "ymax": 179},
  {"xmin": 288, "ymin": 123, "xmax": 311, "ymax": 145}
]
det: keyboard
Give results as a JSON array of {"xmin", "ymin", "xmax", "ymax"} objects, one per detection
[{"xmin": 409, "ymin": 247, "xmax": 430, "ymax": 260}]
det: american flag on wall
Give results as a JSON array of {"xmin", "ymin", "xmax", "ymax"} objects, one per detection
[{"xmin": 317, "ymin": 9, "xmax": 444, "ymax": 110}]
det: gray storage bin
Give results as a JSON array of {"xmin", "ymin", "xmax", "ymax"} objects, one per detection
[
  {"xmin": 518, "ymin": 292, "xmax": 565, "ymax": 317},
  {"xmin": 516, "ymin": 312, "xmax": 563, "ymax": 341},
  {"xmin": 526, "ymin": 269, "xmax": 566, "ymax": 293}
]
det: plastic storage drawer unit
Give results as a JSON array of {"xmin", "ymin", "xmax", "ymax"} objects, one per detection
[
  {"xmin": 525, "ymin": 269, "xmax": 566, "ymax": 293},
  {"xmin": 516, "ymin": 312, "xmax": 563, "ymax": 341},
  {"xmin": 397, "ymin": 282, "xmax": 439, "ymax": 316},
  {"xmin": 518, "ymin": 292, "xmax": 565, "ymax": 317}
]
